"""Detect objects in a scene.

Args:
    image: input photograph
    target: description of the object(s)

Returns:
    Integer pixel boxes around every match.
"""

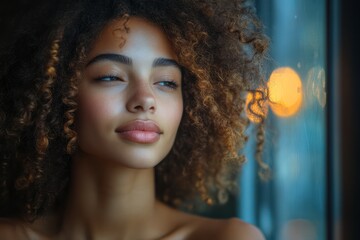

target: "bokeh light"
[306,66,326,108]
[268,67,303,117]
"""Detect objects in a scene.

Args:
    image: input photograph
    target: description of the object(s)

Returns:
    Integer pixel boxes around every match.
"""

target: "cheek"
[163,98,183,131]
[78,93,120,129]
[174,102,183,126]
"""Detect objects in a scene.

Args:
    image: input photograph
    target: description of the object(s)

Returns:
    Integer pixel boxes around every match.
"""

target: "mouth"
[115,120,162,144]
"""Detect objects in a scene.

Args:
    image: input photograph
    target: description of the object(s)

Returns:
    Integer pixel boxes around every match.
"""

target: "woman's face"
[77,17,183,168]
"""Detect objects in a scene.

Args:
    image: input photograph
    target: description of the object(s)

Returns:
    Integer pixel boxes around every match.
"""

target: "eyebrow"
[85,53,181,71]
[152,58,181,69]
[86,54,132,67]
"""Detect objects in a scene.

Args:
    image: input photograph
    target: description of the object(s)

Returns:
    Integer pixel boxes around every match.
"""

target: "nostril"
[126,94,156,113]
[125,82,157,113]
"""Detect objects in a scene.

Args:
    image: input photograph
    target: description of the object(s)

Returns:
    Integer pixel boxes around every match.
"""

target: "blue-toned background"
[238,1,327,240]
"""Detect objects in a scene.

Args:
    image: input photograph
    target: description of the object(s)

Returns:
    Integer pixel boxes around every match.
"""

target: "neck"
[60,151,158,239]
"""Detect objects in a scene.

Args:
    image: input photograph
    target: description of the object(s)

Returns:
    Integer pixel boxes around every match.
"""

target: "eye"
[156,80,179,90]
[94,75,124,82]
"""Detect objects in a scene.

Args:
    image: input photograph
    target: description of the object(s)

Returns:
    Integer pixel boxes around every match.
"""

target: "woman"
[0,0,269,239]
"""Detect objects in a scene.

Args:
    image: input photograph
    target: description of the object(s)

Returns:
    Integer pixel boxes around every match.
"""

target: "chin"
[104,148,170,169]
[115,157,161,169]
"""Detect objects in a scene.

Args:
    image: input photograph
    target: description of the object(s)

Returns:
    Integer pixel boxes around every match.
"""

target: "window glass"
[238,1,327,240]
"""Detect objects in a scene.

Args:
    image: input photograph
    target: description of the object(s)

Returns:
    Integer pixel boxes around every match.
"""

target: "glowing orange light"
[245,89,268,123]
[268,67,303,117]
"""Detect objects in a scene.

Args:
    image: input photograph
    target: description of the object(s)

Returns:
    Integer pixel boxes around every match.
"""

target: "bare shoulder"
[216,218,265,240]
[0,218,28,240]
[177,212,264,240]
[143,203,265,240]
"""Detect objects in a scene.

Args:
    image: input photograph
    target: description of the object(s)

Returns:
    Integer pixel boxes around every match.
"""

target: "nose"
[126,82,156,113]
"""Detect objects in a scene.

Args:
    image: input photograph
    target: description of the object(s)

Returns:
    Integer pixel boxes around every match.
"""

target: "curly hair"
[0,0,269,221]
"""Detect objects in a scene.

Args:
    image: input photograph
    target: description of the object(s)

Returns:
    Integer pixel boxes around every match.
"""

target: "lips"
[115,120,162,144]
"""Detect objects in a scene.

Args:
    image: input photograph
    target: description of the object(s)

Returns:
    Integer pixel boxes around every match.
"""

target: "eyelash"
[94,75,124,82]
[94,75,179,90]
[156,80,179,90]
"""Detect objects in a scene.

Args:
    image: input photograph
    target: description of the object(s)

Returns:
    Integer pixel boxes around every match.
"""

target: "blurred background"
[236,0,360,240]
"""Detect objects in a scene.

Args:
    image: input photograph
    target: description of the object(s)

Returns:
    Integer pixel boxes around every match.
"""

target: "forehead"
[87,17,178,61]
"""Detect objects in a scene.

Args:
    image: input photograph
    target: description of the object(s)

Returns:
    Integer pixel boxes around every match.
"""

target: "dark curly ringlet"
[0,0,269,221]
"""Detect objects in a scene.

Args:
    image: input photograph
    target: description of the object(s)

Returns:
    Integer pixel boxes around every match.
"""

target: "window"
[239,1,327,239]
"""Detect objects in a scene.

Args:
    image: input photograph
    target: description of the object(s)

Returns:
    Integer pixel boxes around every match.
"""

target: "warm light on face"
[268,67,303,117]
[77,17,183,169]
[246,89,268,123]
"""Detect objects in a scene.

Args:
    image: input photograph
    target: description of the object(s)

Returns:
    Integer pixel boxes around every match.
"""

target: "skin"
[0,17,265,240]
